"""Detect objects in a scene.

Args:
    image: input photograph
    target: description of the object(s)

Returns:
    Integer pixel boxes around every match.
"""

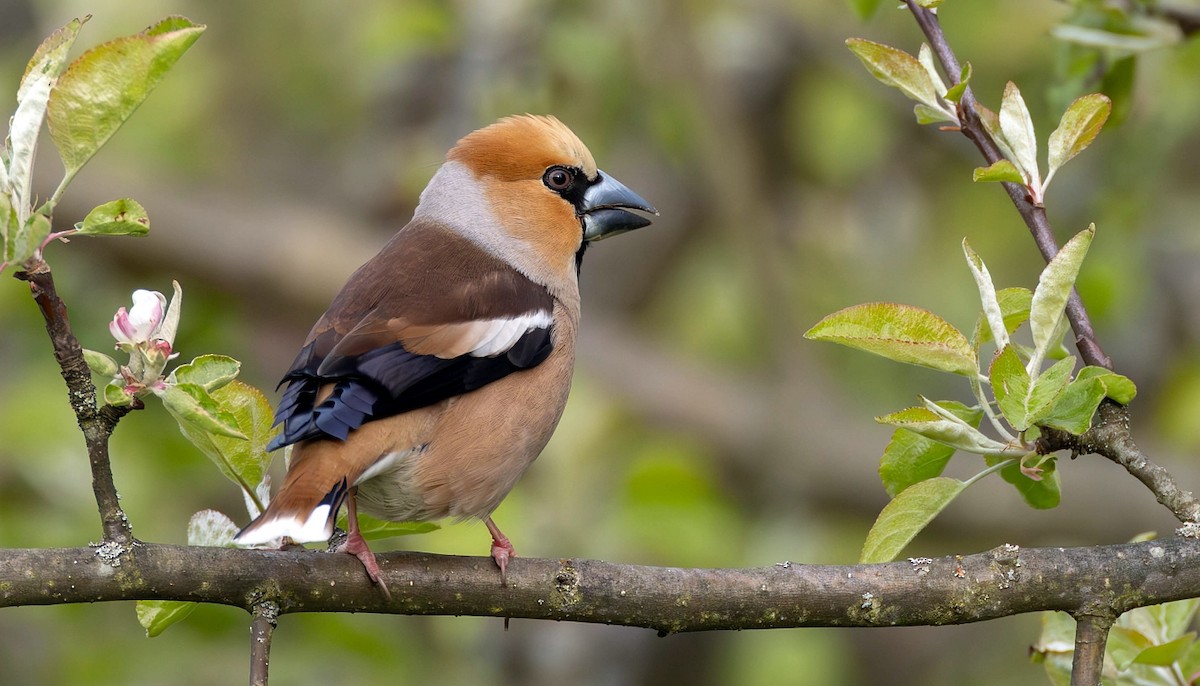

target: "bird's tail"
[234,464,349,546]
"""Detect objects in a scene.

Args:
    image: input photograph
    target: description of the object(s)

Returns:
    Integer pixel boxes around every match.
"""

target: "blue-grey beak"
[580,169,657,242]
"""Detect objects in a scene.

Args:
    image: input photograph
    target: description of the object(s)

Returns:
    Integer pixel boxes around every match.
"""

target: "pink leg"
[339,488,392,600]
[485,516,516,585]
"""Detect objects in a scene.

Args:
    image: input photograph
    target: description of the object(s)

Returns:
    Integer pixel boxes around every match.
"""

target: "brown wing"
[269,219,555,450]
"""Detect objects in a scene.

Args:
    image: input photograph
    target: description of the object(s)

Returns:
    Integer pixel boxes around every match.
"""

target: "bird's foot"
[340,526,392,601]
[485,517,516,586]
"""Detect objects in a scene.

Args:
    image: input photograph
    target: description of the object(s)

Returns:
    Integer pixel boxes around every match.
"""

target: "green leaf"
[944,62,971,103]
[1039,376,1106,434]
[876,403,1010,454]
[914,103,955,125]
[974,287,1032,348]
[972,159,1025,184]
[860,477,966,563]
[805,302,977,376]
[1132,632,1196,667]
[1030,225,1094,362]
[1031,612,1075,686]
[103,380,133,407]
[917,43,946,99]
[1047,94,1111,180]
[136,599,198,638]
[161,383,247,440]
[170,354,241,393]
[915,0,943,7]
[187,509,239,547]
[999,81,1040,192]
[963,239,1008,350]
[46,16,205,178]
[879,401,982,497]
[1050,24,1180,53]
[988,454,1061,509]
[1075,366,1137,404]
[990,345,1075,431]
[6,213,51,265]
[169,380,276,501]
[10,17,87,223]
[75,198,149,236]
[846,0,888,20]
[82,348,120,377]
[336,513,440,542]
[990,345,1032,430]
[846,39,943,110]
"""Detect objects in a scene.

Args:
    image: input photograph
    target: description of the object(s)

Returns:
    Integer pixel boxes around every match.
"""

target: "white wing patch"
[469,310,553,357]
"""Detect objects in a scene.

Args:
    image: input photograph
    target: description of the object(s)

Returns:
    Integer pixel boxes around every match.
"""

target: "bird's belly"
[354,352,574,523]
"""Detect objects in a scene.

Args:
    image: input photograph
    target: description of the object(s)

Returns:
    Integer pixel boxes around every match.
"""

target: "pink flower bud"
[109,289,166,345]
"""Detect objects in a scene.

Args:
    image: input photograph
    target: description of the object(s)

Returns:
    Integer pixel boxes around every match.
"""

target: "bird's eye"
[543,166,574,192]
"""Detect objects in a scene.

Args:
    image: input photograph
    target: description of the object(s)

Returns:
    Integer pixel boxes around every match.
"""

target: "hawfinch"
[235,115,655,594]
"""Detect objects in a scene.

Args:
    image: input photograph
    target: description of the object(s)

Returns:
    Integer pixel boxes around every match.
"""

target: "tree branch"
[4,539,1200,632]
[903,0,1112,371]
[13,261,134,544]
[1070,613,1113,686]
[249,599,278,686]
[1038,401,1200,525]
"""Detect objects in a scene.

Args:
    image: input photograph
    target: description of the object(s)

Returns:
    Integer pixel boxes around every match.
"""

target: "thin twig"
[903,0,1112,371]
[1070,613,1113,686]
[1038,401,1200,524]
[249,600,278,686]
[14,260,134,544]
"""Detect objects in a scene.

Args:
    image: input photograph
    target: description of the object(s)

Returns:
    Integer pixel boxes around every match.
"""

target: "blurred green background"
[3,1,1200,684]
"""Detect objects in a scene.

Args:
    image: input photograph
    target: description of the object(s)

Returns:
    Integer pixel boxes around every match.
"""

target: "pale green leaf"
[846,39,942,110]
[75,198,149,236]
[136,599,198,638]
[103,380,132,407]
[47,17,205,177]
[1132,632,1196,667]
[170,354,240,393]
[158,280,182,347]
[999,81,1041,192]
[972,159,1025,184]
[161,383,247,440]
[82,348,119,377]
[990,347,1074,431]
[1047,94,1111,178]
[876,404,1009,454]
[988,454,1061,509]
[1109,626,1155,670]
[860,477,966,563]
[990,345,1033,430]
[915,0,943,7]
[187,509,239,547]
[1050,24,1181,53]
[917,43,946,99]
[1075,366,1137,404]
[847,0,888,20]
[914,103,955,125]
[10,18,87,224]
[336,513,440,542]
[1031,612,1076,686]
[6,213,51,265]
[1039,376,1106,434]
[963,239,1008,350]
[1030,225,1094,361]
[169,380,276,500]
[805,302,977,376]
[944,62,971,103]
[974,287,1032,348]
[879,401,981,497]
